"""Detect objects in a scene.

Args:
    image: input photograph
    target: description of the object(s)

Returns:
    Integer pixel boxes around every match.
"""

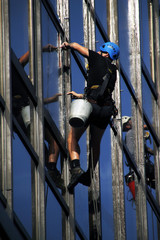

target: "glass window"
[95,0,107,36]
[13,135,32,237]
[41,5,61,129]
[46,187,62,240]
[9,0,29,75]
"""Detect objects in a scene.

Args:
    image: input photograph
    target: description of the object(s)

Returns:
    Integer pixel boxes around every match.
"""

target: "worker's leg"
[67,126,87,192]
[79,124,106,187]
[48,138,59,164]
[45,128,65,192]
[67,126,87,160]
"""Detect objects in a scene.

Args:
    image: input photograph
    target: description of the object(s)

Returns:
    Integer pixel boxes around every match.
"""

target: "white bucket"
[21,105,31,128]
[69,99,93,127]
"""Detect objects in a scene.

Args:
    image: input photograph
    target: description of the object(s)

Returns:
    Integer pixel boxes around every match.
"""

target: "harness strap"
[97,72,110,99]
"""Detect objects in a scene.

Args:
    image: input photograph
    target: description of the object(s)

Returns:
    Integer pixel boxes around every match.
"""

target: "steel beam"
[57,0,75,239]
[29,0,46,239]
[83,1,102,239]
[128,1,148,239]
[148,0,160,238]
[107,0,126,239]
[0,0,13,218]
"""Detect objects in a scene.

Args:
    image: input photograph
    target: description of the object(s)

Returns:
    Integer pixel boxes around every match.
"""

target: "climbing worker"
[61,41,120,192]
[122,116,155,189]
[12,44,65,192]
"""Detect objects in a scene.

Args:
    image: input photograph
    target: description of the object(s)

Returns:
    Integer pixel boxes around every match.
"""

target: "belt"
[87,98,113,106]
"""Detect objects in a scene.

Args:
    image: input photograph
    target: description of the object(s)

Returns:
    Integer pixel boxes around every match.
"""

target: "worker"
[12,44,65,192]
[122,116,155,189]
[61,41,120,192]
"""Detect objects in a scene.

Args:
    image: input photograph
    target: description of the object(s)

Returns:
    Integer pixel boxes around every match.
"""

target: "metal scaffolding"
[0,0,160,239]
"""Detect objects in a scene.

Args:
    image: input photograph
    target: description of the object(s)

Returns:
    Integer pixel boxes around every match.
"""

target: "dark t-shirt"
[87,50,117,101]
[84,50,117,129]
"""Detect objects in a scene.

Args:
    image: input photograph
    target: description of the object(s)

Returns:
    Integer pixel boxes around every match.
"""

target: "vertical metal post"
[57,1,74,239]
[29,0,46,239]
[148,0,160,238]
[0,0,2,191]
[107,1,126,239]
[83,1,102,239]
[128,1,148,239]
[0,0,12,218]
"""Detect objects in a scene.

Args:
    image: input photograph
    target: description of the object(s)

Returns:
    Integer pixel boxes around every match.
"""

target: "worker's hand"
[67,91,83,99]
[61,42,70,50]
[42,44,58,52]
[143,124,148,130]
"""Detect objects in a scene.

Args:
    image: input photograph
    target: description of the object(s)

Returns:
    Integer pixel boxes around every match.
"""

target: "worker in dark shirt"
[12,44,65,192]
[61,41,120,192]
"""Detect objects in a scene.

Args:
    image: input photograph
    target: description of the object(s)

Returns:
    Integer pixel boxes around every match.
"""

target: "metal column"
[83,1,102,239]
[0,0,13,218]
[57,1,74,239]
[148,0,160,238]
[107,0,126,239]
[29,0,46,239]
[128,1,148,239]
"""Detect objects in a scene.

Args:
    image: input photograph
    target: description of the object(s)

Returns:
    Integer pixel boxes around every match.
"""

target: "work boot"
[68,166,85,193]
[79,169,91,187]
[48,168,66,193]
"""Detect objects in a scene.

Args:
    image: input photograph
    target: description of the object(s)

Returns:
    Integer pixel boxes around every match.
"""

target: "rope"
[89,134,101,240]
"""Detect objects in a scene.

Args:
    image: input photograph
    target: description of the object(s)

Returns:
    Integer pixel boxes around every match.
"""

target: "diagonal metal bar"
[120,62,160,147]
[141,58,158,100]
[146,186,160,223]
[120,63,138,104]
[143,109,160,147]
[41,0,87,79]
[109,128,160,223]
[75,221,88,240]
[12,116,39,165]
[0,201,24,240]
[123,142,141,180]
[84,0,110,43]
[44,108,68,157]
[11,49,37,107]
[0,190,7,208]
[13,213,32,240]
[0,94,5,111]
[45,170,69,216]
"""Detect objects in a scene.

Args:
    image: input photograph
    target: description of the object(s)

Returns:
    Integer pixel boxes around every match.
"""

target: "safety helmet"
[122,116,131,127]
[100,42,120,60]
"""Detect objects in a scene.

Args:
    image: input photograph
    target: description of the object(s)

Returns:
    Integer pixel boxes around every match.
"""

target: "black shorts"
[86,103,113,129]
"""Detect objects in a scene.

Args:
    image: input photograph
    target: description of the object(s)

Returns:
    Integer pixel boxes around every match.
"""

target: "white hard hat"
[122,116,131,127]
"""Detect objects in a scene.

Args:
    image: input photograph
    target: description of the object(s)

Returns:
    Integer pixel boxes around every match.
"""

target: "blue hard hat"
[100,42,120,60]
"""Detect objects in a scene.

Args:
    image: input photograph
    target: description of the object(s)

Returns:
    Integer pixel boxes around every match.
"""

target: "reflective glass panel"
[13,135,32,237]
[41,5,61,129]
[46,186,62,240]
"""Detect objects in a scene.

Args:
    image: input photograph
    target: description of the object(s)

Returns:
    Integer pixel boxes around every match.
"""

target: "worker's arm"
[19,44,58,67]
[44,93,62,104]
[61,42,89,58]
[19,51,29,67]
[67,91,84,99]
